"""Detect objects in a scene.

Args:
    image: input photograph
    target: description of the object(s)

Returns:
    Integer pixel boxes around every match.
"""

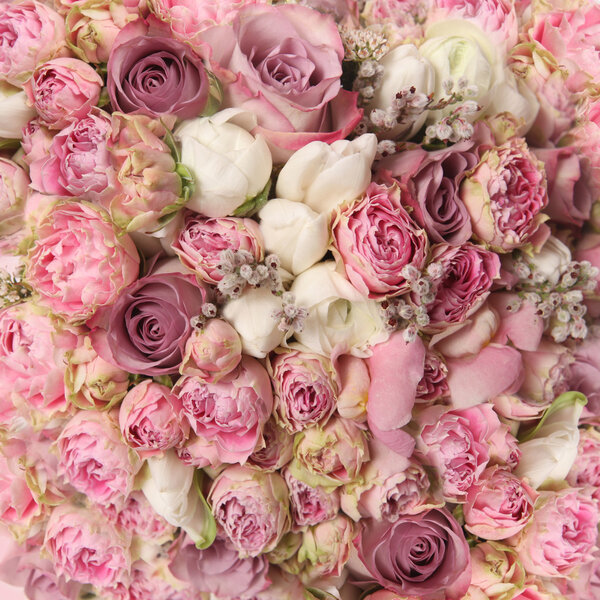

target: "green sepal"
[233,179,272,217]
[193,469,217,550]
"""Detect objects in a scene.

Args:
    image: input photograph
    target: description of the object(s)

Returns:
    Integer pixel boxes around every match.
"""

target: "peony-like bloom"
[416,350,450,404]
[107,21,209,119]
[119,380,188,458]
[57,410,142,508]
[24,58,103,129]
[354,508,471,600]
[0,157,29,237]
[460,138,548,252]
[209,465,291,557]
[201,3,362,162]
[332,182,428,299]
[247,418,294,472]
[567,428,600,501]
[20,119,53,165]
[174,356,273,465]
[25,201,140,324]
[269,348,337,433]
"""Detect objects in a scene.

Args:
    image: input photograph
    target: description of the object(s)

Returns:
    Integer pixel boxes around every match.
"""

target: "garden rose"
[20,119,53,165]
[416,350,450,404]
[247,418,294,472]
[201,3,362,162]
[0,157,28,237]
[567,428,600,500]
[112,491,175,542]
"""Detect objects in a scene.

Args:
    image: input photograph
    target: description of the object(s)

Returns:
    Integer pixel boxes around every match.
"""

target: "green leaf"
[232,179,272,217]
[201,72,223,117]
[193,470,217,550]
[163,128,181,163]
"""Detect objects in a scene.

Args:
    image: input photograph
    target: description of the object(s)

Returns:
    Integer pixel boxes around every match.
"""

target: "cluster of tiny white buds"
[217,250,283,299]
[402,263,439,305]
[340,26,389,62]
[189,302,218,330]
[369,86,431,132]
[272,292,309,334]
[353,59,385,107]
[379,296,430,341]
[424,107,477,144]
[376,139,398,160]
[0,267,31,308]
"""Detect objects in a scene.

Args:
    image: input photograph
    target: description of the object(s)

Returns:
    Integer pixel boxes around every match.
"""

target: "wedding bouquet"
[1,0,600,599]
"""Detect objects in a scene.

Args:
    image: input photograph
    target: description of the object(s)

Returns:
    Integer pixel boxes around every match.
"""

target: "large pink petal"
[489,293,544,351]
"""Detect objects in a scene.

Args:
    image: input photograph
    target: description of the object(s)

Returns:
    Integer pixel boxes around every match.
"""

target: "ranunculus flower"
[0,83,37,139]
[174,356,273,465]
[94,270,210,376]
[119,380,188,458]
[567,428,600,501]
[269,348,337,433]
[172,212,264,283]
[24,58,103,129]
[107,20,209,119]
[44,504,131,589]
[209,465,291,557]
[0,157,28,237]
[463,467,536,540]
[0,1,66,86]
[354,508,471,600]
[57,410,142,508]
[247,418,294,472]
[332,182,428,299]
[201,3,362,162]
[275,134,376,214]
[25,201,140,324]
[460,138,548,252]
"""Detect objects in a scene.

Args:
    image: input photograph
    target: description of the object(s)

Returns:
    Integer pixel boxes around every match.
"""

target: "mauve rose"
[201,3,362,162]
[567,429,600,501]
[95,271,210,376]
[119,380,188,458]
[25,201,140,324]
[172,212,264,284]
[354,508,471,600]
[332,182,428,299]
[0,157,28,237]
[247,418,294,472]
[107,20,209,119]
[170,537,271,599]
[209,465,291,557]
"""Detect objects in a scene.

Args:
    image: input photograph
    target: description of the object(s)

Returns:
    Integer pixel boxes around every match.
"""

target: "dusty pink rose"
[119,380,188,458]
[172,212,264,284]
[24,58,103,129]
[44,504,131,588]
[57,410,142,508]
[416,349,449,404]
[460,138,548,252]
[111,491,175,542]
[332,182,428,299]
[175,433,220,469]
[568,329,600,420]
[463,466,536,540]
[20,119,54,166]
[25,201,140,324]
[174,356,272,465]
[0,1,66,86]
[20,553,82,600]
[508,488,600,578]
[0,157,28,236]
[201,3,362,162]
[247,418,294,472]
[566,429,600,501]
[209,465,291,557]
[354,508,471,600]
[128,559,196,600]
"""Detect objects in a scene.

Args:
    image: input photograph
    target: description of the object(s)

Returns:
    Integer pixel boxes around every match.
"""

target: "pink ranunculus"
[44,504,131,589]
[463,466,537,540]
[0,157,28,237]
[174,356,273,465]
[247,418,294,472]
[209,465,291,557]
[269,349,338,433]
[24,58,103,129]
[354,508,471,600]
[57,410,142,508]
[566,428,600,501]
[25,201,140,324]
[460,138,548,253]
[508,488,600,578]
[111,491,175,542]
[200,3,362,162]
[0,1,66,86]
[172,212,264,284]
[119,380,188,458]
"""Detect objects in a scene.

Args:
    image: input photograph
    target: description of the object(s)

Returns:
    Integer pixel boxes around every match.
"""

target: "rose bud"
[469,542,526,600]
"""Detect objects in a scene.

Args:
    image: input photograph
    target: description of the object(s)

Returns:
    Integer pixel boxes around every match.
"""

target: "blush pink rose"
[416,349,450,404]
[362,0,428,39]
[111,491,175,542]
[25,201,140,324]
[0,157,28,237]
[128,559,196,600]
[20,119,54,166]
[332,182,428,299]
[201,3,362,162]
[246,418,294,472]
[566,429,600,501]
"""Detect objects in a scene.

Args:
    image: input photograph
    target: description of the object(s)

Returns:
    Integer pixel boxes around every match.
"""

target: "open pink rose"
[0,158,28,237]
[201,3,362,162]
[567,429,600,501]
[247,418,294,472]
[111,491,175,542]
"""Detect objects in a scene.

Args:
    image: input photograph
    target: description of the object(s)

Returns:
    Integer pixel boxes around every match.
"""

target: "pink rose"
[128,560,196,600]
[25,201,140,324]
[21,553,82,600]
[172,212,264,284]
[247,418,294,472]
[119,380,188,458]
[111,491,175,542]
[0,158,28,237]
[209,465,291,557]
[332,182,428,299]
[416,349,450,404]
[20,119,53,166]
[566,429,600,501]
[174,356,273,465]
[362,0,428,39]
[0,1,66,86]
[568,329,600,420]
[24,58,103,129]
[57,410,142,508]
[201,3,362,162]
[44,504,131,588]
[463,466,537,540]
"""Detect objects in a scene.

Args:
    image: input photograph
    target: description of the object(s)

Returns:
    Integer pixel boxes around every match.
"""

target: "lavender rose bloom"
[354,508,471,600]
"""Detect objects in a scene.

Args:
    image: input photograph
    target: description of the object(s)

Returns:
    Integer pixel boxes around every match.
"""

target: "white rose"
[290,261,389,357]
[0,83,36,139]
[515,392,586,489]
[275,134,377,214]
[222,286,285,358]
[527,235,572,286]
[258,198,328,275]
[175,108,272,217]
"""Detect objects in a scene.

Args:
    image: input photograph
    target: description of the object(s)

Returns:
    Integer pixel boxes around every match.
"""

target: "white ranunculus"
[258,198,328,275]
[222,286,285,358]
[275,134,377,214]
[175,109,272,217]
[290,261,389,357]
[527,235,572,286]
[0,83,36,139]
